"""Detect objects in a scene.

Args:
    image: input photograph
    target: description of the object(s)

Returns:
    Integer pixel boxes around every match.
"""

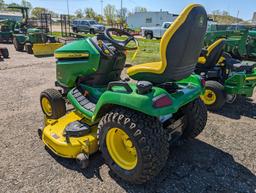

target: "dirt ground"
[0,44,256,193]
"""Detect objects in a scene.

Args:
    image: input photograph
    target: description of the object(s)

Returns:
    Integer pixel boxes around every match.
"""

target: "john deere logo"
[198,16,204,27]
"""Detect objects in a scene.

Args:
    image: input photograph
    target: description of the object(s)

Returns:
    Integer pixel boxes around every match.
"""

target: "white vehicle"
[141,22,173,39]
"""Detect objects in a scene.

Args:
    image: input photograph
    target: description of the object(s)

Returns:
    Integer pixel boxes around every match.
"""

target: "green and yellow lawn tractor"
[13,28,63,56]
[38,4,208,184]
[0,19,16,43]
[205,25,256,60]
[196,39,256,111]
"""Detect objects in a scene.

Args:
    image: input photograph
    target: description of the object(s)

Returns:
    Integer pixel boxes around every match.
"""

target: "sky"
[3,0,256,21]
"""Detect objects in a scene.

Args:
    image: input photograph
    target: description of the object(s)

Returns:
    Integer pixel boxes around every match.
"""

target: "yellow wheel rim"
[106,128,137,170]
[41,97,52,116]
[200,89,217,105]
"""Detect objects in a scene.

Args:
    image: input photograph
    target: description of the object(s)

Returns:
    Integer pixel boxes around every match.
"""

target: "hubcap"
[41,97,52,116]
[106,128,137,170]
[200,89,217,105]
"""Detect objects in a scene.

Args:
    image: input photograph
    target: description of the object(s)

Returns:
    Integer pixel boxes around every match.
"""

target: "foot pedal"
[72,88,96,112]
[65,121,91,143]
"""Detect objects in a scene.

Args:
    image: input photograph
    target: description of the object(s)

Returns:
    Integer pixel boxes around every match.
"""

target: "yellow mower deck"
[42,111,98,158]
[33,43,64,57]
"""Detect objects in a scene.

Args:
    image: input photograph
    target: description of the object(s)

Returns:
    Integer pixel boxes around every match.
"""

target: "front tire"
[40,89,66,119]
[200,80,226,111]
[90,29,95,34]
[98,107,169,184]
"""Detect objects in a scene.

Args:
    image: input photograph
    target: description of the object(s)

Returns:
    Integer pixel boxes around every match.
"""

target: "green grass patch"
[52,31,161,65]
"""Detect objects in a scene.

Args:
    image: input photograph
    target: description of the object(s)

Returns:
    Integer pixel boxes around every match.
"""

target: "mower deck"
[42,111,98,158]
[224,69,256,97]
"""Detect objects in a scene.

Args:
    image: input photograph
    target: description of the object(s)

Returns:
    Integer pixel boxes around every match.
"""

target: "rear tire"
[145,33,153,39]
[98,107,169,184]
[40,89,66,119]
[25,44,33,54]
[182,98,208,139]
[13,37,24,51]
[200,80,226,111]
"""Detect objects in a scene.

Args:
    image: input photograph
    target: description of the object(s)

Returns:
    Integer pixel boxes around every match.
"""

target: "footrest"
[72,88,96,112]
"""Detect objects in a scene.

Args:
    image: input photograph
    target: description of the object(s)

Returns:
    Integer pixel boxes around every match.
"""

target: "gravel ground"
[0,44,256,193]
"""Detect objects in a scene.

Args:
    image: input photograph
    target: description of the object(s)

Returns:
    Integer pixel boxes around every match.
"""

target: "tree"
[0,0,5,10]
[84,8,96,19]
[134,6,147,13]
[104,4,116,25]
[95,14,104,23]
[21,0,32,10]
[75,9,83,18]
[31,7,47,18]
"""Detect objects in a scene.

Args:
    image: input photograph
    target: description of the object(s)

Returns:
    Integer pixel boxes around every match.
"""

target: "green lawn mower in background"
[205,24,256,60]
[196,38,256,111]
[39,4,208,184]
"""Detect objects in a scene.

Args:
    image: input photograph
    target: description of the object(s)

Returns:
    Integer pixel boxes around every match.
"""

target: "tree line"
[0,0,147,25]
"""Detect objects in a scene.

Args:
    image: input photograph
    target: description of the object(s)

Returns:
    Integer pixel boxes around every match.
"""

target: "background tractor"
[205,24,256,60]
[8,6,63,57]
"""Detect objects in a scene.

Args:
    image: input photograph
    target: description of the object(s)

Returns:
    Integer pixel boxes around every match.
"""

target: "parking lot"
[0,44,256,193]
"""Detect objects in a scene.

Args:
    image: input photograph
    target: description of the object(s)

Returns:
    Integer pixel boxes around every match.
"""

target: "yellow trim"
[217,56,226,64]
[200,89,217,105]
[198,56,206,64]
[54,52,89,59]
[41,97,52,116]
[127,4,201,76]
[106,128,137,170]
[245,76,256,81]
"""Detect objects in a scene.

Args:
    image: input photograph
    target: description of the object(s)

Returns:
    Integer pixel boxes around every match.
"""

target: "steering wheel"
[104,28,139,51]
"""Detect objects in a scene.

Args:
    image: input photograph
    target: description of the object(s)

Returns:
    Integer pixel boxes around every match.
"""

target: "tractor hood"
[55,39,96,59]
[55,38,100,88]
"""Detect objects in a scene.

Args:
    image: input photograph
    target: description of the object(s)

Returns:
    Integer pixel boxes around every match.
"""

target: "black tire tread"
[1,48,9,58]
[98,107,169,184]
[183,98,207,139]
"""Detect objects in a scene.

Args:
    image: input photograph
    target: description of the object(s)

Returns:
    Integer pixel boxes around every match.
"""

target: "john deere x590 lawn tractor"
[196,39,256,111]
[39,4,208,184]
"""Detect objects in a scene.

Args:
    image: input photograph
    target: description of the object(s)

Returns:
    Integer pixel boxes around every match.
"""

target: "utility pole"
[121,0,123,18]
[66,0,70,16]
[100,0,103,16]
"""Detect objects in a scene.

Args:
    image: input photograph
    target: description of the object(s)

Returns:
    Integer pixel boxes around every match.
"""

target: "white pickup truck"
[141,22,173,39]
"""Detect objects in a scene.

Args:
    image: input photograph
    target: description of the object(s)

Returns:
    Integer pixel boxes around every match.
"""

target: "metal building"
[0,11,22,21]
[127,11,178,29]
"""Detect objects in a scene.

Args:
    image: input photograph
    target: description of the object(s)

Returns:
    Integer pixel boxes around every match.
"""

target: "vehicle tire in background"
[13,37,24,51]
[90,29,95,34]
[25,44,33,54]
[40,89,66,119]
[200,80,226,111]
[146,33,153,39]
[0,48,9,58]
[98,107,169,184]
[72,27,78,33]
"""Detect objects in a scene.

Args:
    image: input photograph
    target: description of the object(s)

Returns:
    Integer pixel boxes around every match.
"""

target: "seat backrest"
[160,4,207,81]
[204,39,225,68]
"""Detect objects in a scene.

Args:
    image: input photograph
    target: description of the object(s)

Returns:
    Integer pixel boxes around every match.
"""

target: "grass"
[52,31,161,65]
